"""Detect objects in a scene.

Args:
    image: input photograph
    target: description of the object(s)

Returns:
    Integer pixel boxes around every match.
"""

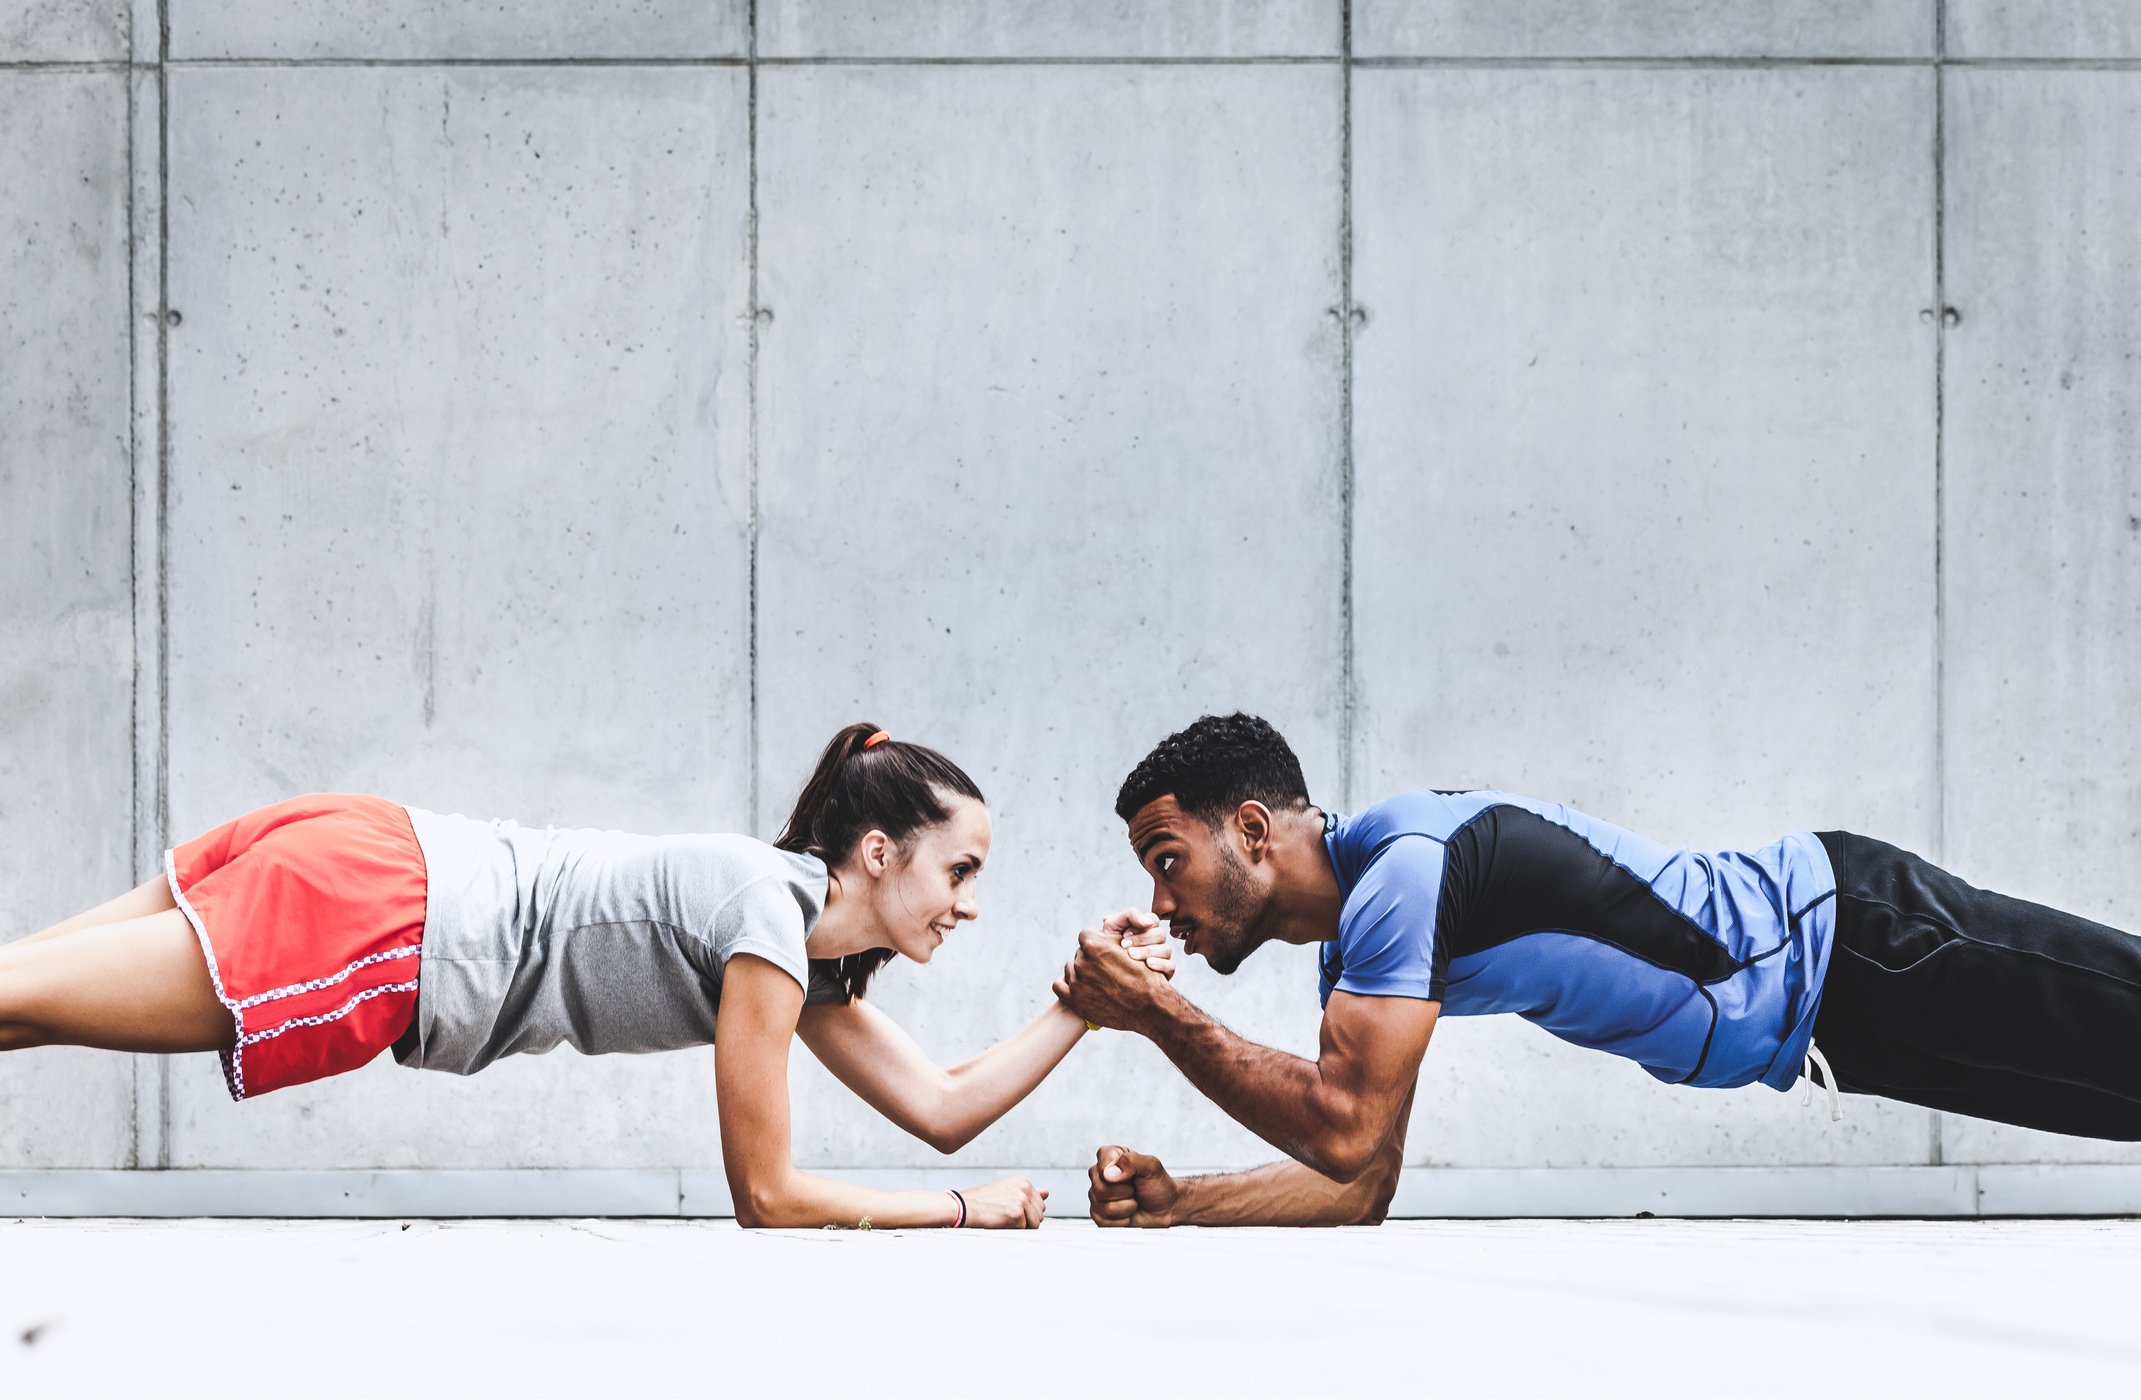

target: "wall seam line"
[1338,0,1356,809]
[155,0,171,1171]
[19,56,2141,72]
[1929,0,1949,1174]
[745,0,761,837]
[123,0,141,1174]
[1354,56,1931,69]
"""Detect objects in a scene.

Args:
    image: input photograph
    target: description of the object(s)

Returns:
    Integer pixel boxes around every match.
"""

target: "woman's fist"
[960,1175,1049,1228]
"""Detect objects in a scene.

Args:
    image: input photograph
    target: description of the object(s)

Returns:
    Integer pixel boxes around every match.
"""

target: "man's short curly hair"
[1114,713,1313,826]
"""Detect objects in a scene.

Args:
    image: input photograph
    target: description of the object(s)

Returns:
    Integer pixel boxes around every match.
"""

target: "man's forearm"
[1172,1158,1394,1227]
[1134,989,1373,1178]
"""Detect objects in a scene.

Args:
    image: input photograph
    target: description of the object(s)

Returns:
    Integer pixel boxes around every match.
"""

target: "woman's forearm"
[734,1167,962,1230]
[935,1001,1089,1148]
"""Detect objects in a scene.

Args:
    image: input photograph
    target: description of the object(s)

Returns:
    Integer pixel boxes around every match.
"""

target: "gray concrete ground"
[2,1218,2136,1398]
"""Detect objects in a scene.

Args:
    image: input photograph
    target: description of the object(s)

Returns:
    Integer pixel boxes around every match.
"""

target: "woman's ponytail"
[777,722,984,999]
[774,722,885,856]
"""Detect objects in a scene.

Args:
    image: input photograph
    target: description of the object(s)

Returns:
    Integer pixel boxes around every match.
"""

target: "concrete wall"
[6,2,2141,1206]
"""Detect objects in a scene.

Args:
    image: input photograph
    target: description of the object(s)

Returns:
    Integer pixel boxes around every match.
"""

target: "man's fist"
[1088,1145,1180,1228]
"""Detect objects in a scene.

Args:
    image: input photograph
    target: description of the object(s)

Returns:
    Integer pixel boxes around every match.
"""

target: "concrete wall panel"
[0,0,125,61]
[1355,1,1931,59]
[759,1,1337,59]
[1947,4,2141,59]
[171,1,745,61]
[1352,68,1939,1166]
[757,65,1345,1170]
[0,72,139,1167]
[1942,71,2141,1167]
[162,67,753,1167]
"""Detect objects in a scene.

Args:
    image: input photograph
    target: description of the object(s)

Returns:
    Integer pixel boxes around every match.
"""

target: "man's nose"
[1149,883,1176,918]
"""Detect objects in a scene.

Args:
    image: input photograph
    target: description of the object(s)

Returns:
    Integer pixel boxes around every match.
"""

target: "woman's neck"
[804,870,882,960]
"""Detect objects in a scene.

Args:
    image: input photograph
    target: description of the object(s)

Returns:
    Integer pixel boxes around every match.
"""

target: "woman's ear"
[857,829,893,877]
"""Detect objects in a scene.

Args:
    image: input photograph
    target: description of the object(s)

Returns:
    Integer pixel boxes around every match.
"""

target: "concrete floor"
[2,1217,2137,1398]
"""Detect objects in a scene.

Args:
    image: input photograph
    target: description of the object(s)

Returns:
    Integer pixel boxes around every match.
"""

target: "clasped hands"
[1054,908,1178,1033]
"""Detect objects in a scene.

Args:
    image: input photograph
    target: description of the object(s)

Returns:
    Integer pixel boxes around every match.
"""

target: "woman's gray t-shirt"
[394,808,836,1076]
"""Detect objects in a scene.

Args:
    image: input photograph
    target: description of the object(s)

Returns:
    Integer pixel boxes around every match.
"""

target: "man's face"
[1126,795,1279,975]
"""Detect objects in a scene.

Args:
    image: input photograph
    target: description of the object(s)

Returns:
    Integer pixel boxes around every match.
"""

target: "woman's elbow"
[733,1195,779,1229]
[913,1087,977,1154]
[920,1118,977,1155]
[732,1176,805,1229]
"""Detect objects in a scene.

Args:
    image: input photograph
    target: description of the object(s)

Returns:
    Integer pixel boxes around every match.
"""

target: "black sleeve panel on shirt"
[1438,804,1740,984]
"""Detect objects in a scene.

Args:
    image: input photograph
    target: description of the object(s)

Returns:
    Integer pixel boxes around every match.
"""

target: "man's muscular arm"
[1138,987,1435,1180]
[1056,931,1437,1181]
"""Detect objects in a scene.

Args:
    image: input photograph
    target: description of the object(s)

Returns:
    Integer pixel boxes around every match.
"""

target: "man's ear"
[1235,801,1274,861]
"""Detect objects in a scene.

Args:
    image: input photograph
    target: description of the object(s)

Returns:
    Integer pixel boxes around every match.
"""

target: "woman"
[0,723,1166,1228]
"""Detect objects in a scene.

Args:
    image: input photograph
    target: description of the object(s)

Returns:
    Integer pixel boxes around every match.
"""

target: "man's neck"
[1263,806,1346,946]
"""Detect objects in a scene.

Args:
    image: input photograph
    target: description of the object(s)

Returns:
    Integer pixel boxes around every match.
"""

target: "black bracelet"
[946,1188,967,1228]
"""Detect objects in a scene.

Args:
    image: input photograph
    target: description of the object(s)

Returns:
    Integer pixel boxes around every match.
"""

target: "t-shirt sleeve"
[1323,834,1447,1005]
[713,877,813,996]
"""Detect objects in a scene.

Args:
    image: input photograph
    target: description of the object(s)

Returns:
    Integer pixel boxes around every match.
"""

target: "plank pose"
[4,723,1168,1229]
[1056,713,2141,1227]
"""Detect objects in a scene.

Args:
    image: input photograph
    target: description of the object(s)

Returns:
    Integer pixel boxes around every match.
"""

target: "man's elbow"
[1352,1156,1403,1225]
[1308,1103,1404,1185]
[1308,1132,1381,1184]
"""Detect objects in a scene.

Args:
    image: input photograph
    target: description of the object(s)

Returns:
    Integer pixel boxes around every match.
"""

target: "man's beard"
[1198,845,1277,975]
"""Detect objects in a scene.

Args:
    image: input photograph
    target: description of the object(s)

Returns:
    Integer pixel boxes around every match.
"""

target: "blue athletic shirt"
[1318,791,1837,1091]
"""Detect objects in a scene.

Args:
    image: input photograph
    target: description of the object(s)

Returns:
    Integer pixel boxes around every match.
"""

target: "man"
[1053,713,2141,1227]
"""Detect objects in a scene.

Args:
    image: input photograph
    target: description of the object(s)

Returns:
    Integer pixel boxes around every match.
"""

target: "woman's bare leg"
[0,908,231,1053]
[13,877,178,949]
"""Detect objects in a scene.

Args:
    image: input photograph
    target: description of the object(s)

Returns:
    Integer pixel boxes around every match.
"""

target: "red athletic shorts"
[165,793,427,1101]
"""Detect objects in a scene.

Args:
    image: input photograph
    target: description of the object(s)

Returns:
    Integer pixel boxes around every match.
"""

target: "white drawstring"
[1802,1041,1842,1122]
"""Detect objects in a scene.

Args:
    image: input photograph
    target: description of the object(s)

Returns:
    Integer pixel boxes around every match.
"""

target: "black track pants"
[1811,831,2141,1140]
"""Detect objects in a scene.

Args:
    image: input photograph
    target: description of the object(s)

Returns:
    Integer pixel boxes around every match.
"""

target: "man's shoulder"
[1344,788,1550,846]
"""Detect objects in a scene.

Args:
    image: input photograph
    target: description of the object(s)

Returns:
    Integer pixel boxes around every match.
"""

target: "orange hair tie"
[863,730,892,749]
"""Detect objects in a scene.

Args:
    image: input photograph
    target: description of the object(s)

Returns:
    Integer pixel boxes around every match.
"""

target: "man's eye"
[1157,855,1176,875]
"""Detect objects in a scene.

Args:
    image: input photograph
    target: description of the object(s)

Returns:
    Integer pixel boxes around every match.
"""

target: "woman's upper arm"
[797,998,951,1144]
[714,953,807,1215]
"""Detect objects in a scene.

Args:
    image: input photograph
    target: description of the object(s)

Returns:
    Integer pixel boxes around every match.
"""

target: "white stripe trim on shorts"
[165,848,248,1102]
[237,979,422,1049]
[237,944,422,1011]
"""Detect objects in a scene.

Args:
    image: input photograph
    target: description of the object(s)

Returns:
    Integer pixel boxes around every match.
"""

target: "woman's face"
[872,795,992,963]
